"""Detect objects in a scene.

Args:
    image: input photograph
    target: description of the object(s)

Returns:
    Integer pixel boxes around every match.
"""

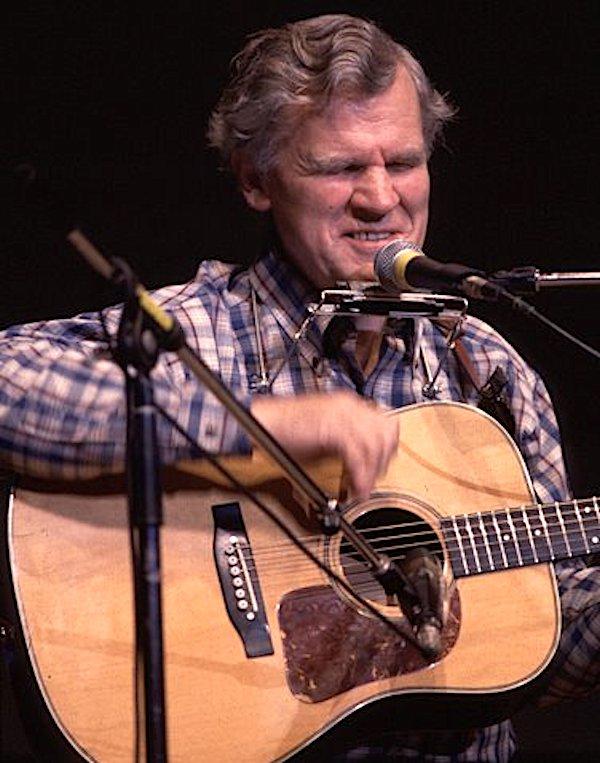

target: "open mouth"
[346,231,399,242]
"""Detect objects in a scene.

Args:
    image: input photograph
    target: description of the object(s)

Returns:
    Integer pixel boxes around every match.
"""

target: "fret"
[521,508,538,563]
[506,510,526,566]
[476,512,495,570]
[507,509,537,565]
[465,513,494,573]
[463,514,482,573]
[559,501,588,556]
[543,503,570,559]
[490,511,508,567]
[505,510,523,565]
[538,505,555,561]
[573,500,590,554]
[576,498,600,555]
[440,519,463,575]
[481,511,507,569]
[448,516,469,576]
[524,505,552,563]
[554,501,573,556]
[492,510,521,568]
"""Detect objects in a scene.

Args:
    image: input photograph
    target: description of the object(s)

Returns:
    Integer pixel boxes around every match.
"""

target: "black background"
[2,2,600,757]
[3,2,598,500]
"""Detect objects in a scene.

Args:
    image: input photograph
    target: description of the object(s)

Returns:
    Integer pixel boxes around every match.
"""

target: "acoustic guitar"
[4,401,599,761]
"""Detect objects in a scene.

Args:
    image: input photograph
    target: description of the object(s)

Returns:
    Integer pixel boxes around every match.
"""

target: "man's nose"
[350,167,399,219]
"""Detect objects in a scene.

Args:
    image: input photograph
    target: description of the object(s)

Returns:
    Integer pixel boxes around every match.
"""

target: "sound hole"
[339,507,442,605]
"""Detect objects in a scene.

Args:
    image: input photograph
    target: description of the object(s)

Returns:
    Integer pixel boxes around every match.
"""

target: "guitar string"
[244,536,439,572]
[234,522,587,605]
[243,509,600,564]
[244,536,597,583]
[240,516,600,577]
[221,511,599,613]
[245,523,599,573]
[234,498,600,560]
[247,508,599,555]
[225,508,600,602]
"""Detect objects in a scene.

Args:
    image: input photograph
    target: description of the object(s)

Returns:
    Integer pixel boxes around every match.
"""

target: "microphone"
[374,240,497,300]
[399,547,445,660]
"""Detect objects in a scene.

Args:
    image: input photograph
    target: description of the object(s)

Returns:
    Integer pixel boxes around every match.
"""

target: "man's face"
[239,65,430,288]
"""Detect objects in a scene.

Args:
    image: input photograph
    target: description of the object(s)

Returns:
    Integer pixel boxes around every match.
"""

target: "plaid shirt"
[0,250,569,500]
[0,250,596,761]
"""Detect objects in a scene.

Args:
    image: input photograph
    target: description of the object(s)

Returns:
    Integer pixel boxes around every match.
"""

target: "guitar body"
[6,402,559,762]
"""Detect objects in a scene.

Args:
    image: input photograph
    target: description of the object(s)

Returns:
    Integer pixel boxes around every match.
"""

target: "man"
[0,13,598,761]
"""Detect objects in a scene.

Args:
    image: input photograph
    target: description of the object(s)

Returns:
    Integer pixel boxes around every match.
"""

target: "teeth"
[351,232,392,241]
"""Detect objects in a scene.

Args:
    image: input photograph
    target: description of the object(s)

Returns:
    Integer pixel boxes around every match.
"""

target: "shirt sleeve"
[0,297,251,479]
[516,369,571,504]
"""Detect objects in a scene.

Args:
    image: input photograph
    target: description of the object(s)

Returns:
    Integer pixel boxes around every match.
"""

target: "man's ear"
[231,150,272,212]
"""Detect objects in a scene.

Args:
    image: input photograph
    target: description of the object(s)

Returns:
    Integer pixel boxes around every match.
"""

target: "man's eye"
[320,164,362,175]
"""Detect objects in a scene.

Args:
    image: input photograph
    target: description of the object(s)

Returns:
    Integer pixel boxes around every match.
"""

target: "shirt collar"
[249,249,324,342]
[247,248,413,352]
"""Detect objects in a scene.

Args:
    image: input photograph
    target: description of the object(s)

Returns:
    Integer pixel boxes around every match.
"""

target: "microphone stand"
[113,259,168,763]
[483,268,600,361]
[489,265,600,292]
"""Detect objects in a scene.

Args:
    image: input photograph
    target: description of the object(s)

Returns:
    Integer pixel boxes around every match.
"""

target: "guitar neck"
[441,497,600,578]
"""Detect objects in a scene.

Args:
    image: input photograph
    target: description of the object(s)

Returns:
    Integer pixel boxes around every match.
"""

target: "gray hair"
[207,14,455,174]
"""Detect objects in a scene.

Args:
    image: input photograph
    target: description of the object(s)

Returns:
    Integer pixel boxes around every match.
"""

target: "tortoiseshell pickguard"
[279,585,461,703]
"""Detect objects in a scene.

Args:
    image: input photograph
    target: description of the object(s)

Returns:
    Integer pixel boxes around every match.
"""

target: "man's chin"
[341,264,377,286]
[304,254,377,289]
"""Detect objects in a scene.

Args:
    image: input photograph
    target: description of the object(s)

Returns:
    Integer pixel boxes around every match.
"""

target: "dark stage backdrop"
[3,1,599,499]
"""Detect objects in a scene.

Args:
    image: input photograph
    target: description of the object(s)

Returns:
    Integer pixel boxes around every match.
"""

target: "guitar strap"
[433,318,516,439]
[454,339,517,438]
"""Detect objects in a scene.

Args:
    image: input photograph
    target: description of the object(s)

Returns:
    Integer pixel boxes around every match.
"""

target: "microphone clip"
[374,547,446,661]
[399,547,445,660]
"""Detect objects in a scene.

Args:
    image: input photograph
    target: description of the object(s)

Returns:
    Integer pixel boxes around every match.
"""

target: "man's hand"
[251,391,398,500]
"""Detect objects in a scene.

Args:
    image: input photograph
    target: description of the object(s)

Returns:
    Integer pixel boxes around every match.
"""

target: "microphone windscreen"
[374,240,424,291]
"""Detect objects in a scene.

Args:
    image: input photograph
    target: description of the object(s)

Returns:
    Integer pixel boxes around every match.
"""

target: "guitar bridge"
[212,502,273,658]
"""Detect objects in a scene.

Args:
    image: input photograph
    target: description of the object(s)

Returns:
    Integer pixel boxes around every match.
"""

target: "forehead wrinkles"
[271,68,425,172]
[299,103,425,167]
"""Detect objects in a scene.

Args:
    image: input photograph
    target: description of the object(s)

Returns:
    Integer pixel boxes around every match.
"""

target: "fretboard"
[440,497,600,578]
